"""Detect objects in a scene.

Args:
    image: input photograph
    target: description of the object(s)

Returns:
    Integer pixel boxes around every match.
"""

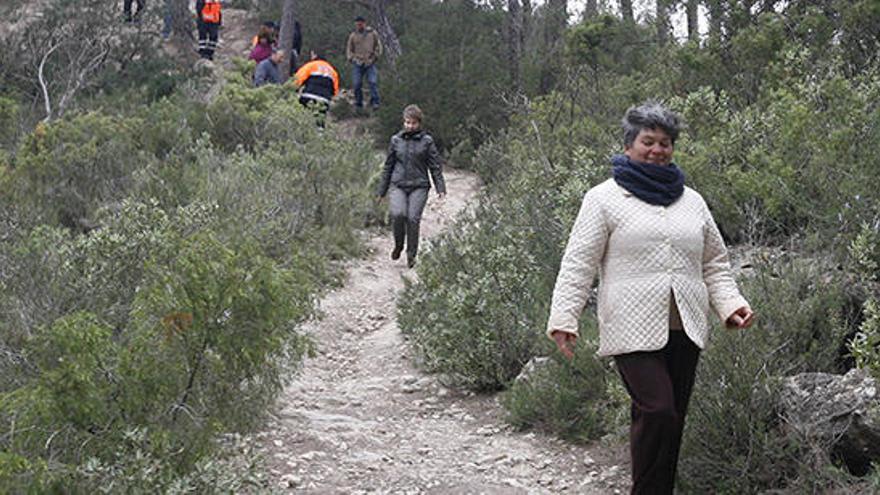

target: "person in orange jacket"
[196,0,222,60]
[293,49,339,127]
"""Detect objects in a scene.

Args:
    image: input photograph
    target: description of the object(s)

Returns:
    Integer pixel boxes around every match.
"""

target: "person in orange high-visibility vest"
[196,0,222,60]
[294,49,339,128]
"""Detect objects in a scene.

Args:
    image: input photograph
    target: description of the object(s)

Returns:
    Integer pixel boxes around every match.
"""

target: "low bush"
[0,221,315,490]
[0,62,376,490]
[398,204,546,390]
[9,113,150,229]
[501,334,627,442]
[679,256,861,493]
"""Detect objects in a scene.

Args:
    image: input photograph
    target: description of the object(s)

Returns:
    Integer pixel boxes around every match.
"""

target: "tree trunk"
[539,0,566,93]
[619,0,634,24]
[656,0,671,45]
[706,0,726,44]
[337,0,403,68]
[507,0,524,92]
[278,0,297,81]
[372,0,402,69]
[584,0,598,19]
[522,0,533,41]
[761,0,777,14]
[686,0,700,43]
[167,0,193,40]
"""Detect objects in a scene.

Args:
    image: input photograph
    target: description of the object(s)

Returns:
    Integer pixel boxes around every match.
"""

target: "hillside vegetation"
[2,0,880,492]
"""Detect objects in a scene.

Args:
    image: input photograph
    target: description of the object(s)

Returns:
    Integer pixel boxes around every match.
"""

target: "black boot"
[407,252,416,269]
[391,246,403,260]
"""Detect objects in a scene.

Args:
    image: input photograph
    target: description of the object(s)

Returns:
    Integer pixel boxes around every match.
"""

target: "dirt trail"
[253,166,630,493]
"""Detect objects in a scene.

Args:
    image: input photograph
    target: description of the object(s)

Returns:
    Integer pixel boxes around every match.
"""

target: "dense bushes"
[679,257,859,492]
[398,203,545,390]
[375,0,511,155]
[0,62,375,490]
[397,4,880,489]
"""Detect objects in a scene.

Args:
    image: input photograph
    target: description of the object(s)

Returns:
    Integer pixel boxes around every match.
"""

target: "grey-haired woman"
[547,102,754,494]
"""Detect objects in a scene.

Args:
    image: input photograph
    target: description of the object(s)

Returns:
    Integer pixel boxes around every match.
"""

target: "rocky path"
[253,167,630,493]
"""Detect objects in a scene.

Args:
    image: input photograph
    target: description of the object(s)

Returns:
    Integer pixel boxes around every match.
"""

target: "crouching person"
[293,49,339,128]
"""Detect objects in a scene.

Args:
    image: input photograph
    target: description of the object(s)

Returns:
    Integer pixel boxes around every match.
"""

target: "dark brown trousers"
[614,331,701,495]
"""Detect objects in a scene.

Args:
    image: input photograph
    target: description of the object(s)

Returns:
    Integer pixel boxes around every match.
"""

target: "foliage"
[0,53,375,491]
[849,222,880,381]
[676,68,880,245]
[398,203,545,390]
[679,256,860,493]
[375,0,511,155]
[9,113,149,229]
[501,339,626,442]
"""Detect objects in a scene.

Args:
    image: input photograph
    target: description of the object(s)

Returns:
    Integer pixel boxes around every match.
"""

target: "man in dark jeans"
[123,0,145,23]
[376,105,446,268]
[346,16,383,110]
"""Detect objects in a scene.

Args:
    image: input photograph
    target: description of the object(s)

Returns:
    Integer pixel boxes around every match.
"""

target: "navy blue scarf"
[612,154,685,206]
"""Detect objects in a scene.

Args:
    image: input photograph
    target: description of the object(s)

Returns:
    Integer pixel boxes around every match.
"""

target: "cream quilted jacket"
[547,178,749,357]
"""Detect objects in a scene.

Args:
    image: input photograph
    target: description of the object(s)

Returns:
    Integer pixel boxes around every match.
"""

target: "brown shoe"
[391,246,403,260]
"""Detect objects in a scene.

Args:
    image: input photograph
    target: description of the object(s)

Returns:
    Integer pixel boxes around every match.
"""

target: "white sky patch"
[557,0,710,40]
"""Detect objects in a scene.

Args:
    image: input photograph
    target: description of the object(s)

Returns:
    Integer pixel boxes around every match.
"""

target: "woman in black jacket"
[376,105,447,268]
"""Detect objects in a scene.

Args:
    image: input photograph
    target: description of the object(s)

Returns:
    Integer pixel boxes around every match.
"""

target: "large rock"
[779,368,880,475]
[514,356,552,386]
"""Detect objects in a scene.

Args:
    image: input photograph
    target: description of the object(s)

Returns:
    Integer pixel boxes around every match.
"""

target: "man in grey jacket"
[254,50,284,87]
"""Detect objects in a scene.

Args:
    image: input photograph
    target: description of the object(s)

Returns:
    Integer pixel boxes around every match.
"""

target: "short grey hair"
[622,101,683,147]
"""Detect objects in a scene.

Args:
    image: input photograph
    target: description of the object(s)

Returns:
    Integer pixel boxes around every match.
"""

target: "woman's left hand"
[726,306,754,329]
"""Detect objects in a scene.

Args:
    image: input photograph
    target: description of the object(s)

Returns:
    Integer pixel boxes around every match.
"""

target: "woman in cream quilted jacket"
[547,102,754,495]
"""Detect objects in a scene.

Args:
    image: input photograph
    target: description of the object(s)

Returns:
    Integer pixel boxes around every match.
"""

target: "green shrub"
[679,257,860,493]
[398,204,546,390]
[848,223,880,381]
[676,68,880,244]
[0,232,314,491]
[501,337,625,442]
[11,112,150,228]
[375,0,511,154]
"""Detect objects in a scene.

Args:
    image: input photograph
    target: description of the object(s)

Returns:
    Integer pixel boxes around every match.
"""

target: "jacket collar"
[402,130,424,140]
[614,180,634,197]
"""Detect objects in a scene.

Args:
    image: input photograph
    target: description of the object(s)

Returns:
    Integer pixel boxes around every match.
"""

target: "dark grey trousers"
[388,186,429,257]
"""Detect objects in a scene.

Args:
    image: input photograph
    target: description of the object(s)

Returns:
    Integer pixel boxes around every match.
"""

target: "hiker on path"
[294,49,339,127]
[547,102,754,495]
[376,105,446,268]
[346,16,382,110]
[254,49,284,87]
[123,0,145,23]
[249,24,276,64]
[195,0,222,61]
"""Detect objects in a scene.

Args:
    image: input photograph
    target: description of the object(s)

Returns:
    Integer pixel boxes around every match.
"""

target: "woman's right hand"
[551,330,577,360]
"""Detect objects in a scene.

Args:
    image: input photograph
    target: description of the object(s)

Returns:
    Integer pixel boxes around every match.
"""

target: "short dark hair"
[622,101,683,147]
[355,16,366,22]
[262,20,277,30]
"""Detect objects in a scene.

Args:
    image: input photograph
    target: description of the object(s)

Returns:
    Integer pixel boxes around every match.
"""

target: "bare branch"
[38,42,62,122]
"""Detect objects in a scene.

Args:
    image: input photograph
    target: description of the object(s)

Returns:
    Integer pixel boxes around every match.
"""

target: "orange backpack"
[201,1,222,24]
